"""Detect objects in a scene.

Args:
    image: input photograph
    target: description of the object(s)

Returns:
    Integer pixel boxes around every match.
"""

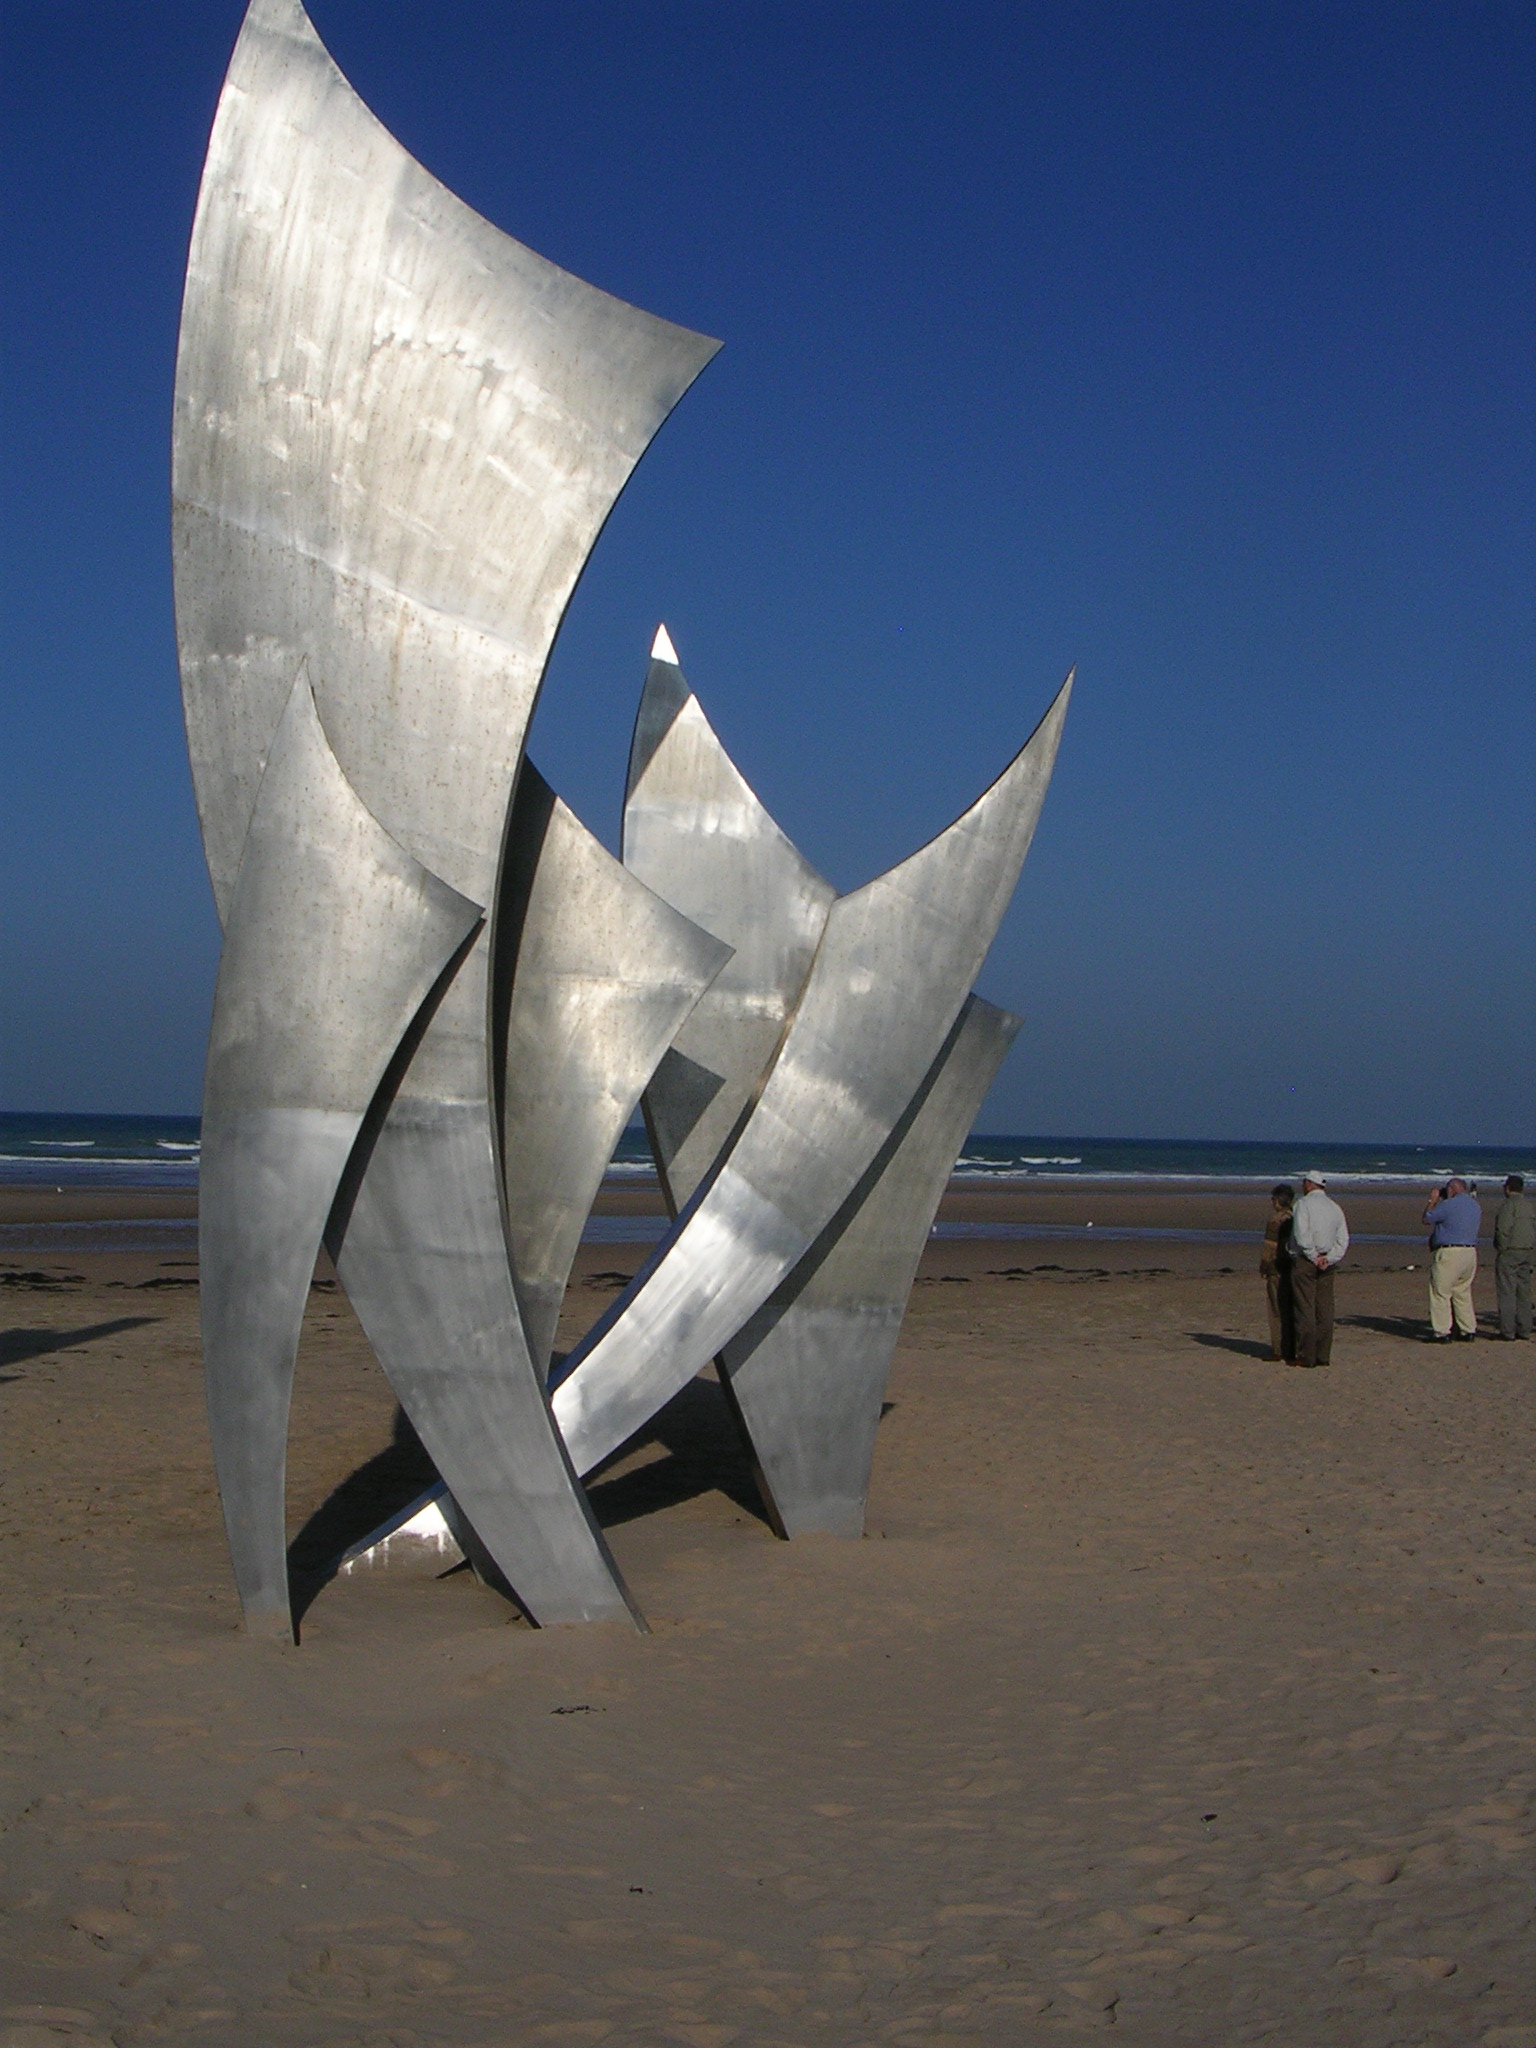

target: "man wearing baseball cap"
[1290,1171,1350,1368]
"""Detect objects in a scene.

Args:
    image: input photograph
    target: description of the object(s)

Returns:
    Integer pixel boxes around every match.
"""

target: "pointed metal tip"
[242,0,322,45]
[625,636,695,813]
[1024,664,1075,762]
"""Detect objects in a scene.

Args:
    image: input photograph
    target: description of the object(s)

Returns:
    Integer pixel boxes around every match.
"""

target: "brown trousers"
[1265,1269,1294,1360]
[1497,1251,1533,1339]
[1291,1258,1334,1366]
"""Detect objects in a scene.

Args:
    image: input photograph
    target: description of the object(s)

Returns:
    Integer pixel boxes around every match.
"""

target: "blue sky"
[2,1,1532,1140]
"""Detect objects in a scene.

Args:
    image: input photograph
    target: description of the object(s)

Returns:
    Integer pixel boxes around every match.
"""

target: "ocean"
[946,1135,1533,1189]
[0,1111,203,1189]
[2,1111,1528,1193]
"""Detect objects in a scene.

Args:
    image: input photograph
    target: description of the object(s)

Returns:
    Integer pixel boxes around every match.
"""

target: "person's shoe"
[1429,1333,1454,1344]
[1454,1330,1477,1342]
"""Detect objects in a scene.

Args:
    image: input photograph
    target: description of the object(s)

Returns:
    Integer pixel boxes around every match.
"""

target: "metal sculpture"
[178,0,1072,1640]
[551,662,1072,1479]
[718,996,1021,1537]
[199,670,481,1635]
[176,0,718,1636]
[624,628,837,1216]
[612,640,1025,1534]
[494,763,732,1379]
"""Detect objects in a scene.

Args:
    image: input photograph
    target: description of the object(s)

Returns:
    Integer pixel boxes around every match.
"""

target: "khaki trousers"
[1429,1245,1478,1337]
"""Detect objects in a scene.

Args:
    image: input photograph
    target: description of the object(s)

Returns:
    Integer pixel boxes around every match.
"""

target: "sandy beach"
[2,1185,1531,2046]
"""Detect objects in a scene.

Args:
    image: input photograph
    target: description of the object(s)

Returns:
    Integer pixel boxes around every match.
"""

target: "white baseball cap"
[1303,1169,1326,1185]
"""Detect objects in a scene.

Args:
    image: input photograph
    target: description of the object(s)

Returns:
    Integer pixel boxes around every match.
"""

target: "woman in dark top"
[1260,1183,1295,1362]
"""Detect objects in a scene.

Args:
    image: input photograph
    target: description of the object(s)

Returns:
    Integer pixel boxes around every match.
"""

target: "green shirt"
[1494,1194,1536,1254]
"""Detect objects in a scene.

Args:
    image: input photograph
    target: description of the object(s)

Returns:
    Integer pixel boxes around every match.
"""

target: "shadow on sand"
[286,1406,439,1626]
[587,1376,771,1532]
[1188,1332,1276,1361]
[286,1371,780,1629]
[1339,1310,1506,1343]
[1338,1312,1440,1341]
[0,1316,158,1371]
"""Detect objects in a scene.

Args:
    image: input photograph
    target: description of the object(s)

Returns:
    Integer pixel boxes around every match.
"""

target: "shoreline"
[0,1177,1477,1276]
[0,1175,1466,1222]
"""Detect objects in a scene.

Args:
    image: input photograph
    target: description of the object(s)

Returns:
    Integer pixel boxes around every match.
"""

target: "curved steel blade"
[719,996,1021,1538]
[200,671,481,1639]
[495,762,732,1377]
[176,0,719,1626]
[554,671,1073,1477]
[622,629,835,1213]
[174,0,720,917]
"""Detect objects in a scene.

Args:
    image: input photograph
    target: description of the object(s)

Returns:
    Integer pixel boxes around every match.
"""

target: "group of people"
[1420,1174,1534,1344]
[1259,1171,1534,1367]
[1260,1172,1349,1367]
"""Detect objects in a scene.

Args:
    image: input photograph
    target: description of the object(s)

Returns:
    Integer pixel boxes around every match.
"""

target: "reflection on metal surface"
[496,762,732,1377]
[325,1034,641,1628]
[623,629,835,1213]
[719,996,1020,1538]
[200,672,480,1639]
[554,672,1073,1479]
[177,0,718,1629]
[175,0,720,921]
[338,1486,463,1578]
[177,0,1074,1634]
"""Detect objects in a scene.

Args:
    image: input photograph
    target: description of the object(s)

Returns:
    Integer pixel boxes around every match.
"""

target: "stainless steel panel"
[200,671,481,1639]
[174,0,720,921]
[720,996,1020,1538]
[554,673,1073,1477]
[623,628,835,1211]
[495,761,731,1376]
[326,1020,642,1628]
[175,0,719,1629]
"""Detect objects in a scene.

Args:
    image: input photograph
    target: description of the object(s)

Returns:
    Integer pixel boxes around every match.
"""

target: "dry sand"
[2,1188,1532,2047]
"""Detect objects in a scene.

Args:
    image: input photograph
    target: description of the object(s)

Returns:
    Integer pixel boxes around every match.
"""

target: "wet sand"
[0,1177,1453,1263]
[2,1203,1531,2046]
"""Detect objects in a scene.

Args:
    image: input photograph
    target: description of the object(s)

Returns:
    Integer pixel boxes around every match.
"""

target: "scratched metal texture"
[176,0,717,1625]
[622,633,836,1214]
[720,996,1021,1538]
[495,761,731,1379]
[199,673,480,1637]
[554,673,1073,1478]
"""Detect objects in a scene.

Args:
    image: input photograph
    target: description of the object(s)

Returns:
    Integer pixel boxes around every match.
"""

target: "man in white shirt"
[1289,1171,1349,1367]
